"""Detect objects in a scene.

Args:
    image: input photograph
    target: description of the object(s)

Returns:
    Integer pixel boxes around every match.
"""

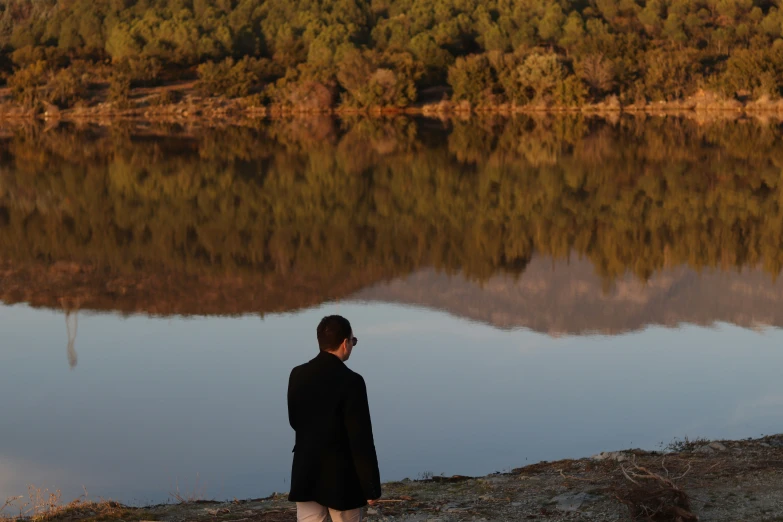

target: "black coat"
[287,351,382,510]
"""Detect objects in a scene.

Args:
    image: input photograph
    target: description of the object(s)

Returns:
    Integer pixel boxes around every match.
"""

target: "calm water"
[2,115,783,504]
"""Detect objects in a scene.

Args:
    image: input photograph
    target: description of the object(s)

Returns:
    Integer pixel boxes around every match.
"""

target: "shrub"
[11,46,68,69]
[447,54,495,104]
[286,80,336,111]
[516,52,566,103]
[576,54,616,99]
[45,67,88,107]
[196,57,259,98]
[642,48,700,101]
[337,50,420,108]
[719,48,783,99]
[109,71,132,109]
[554,75,588,107]
[152,89,181,106]
[265,63,338,111]
[8,60,48,107]
[114,55,162,86]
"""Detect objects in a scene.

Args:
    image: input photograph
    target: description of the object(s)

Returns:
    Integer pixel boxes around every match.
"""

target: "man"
[288,315,382,522]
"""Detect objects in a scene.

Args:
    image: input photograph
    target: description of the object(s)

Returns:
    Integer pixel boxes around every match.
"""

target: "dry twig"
[614,457,697,521]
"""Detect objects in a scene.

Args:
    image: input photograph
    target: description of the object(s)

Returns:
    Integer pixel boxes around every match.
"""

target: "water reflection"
[65,310,78,370]
[3,116,783,503]
[2,115,783,324]
[355,258,783,335]
[2,302,783,505]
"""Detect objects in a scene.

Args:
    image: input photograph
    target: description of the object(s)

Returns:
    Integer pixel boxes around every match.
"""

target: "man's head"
[317,315,358,361]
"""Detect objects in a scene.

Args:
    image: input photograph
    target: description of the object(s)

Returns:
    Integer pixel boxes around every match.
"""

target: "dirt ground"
[4,435,783,522]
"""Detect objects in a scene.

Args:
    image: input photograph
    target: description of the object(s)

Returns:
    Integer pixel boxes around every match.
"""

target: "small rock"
[759,442,771,448]
[367,507,378,515]
[696,445,715,454]
[591,451,628,462]
[709,442,727,451]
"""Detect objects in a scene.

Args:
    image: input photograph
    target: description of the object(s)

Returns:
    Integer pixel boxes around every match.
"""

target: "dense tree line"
[4,0,783,108]
[1,116,783,287]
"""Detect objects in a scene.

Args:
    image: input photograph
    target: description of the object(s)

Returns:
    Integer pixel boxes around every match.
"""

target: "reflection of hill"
[4,255,782,336]
[3,116,783,332]
[0,259,397,316]
[353,256,783,335]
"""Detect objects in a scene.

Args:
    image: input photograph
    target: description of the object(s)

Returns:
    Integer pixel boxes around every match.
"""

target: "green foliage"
[108,71,132,109]
[336,49,420,108]
[719,48,783,99]
[45,66,88,107]
[447,54,494,105]
[196,57,259,98]
[114,55,163,86]
[554,75,588,107]
[8,60,48,107]
[642,48,700,101]
[11,45,67,69]
[5,0,783,105]
[516,52,566,103]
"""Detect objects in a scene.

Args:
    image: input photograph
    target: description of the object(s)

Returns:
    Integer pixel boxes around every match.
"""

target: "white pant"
[296,501,364,522]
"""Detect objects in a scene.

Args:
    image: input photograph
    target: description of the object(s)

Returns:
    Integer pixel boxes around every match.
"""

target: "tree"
[538,3,565,43]
[643,48,699,101]
[577,54,615,98]
[8,60,48,107]
[516,52,566,103]
[720,48,783,99]
[197,57,259,97]
[447,54,494,104]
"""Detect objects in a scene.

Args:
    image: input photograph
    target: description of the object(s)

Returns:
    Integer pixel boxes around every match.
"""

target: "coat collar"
[315,350,345,366]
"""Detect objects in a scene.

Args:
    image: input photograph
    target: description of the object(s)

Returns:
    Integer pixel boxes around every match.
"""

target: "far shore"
[4,83,783,124]
[3,433,783,521]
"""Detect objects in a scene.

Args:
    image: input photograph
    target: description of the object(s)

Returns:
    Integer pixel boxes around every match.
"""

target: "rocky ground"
[4,435,783,522]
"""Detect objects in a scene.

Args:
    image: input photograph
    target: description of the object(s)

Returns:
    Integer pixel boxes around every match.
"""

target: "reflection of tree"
[59,297,81,369]
[66,310,78,370]
[1,116,783,295]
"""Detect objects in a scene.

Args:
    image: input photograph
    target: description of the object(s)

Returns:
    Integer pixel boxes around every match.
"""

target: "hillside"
[3,0,783,111]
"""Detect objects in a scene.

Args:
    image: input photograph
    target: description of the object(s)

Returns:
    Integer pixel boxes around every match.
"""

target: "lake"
[1,115,783,505]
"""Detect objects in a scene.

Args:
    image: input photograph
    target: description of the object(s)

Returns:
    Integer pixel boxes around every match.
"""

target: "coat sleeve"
[343,375,382,501]
[287,368,297,431]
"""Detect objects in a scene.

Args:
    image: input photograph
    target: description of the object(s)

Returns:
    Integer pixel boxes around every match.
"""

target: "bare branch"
[1,497,23,514]
[620,465,641,486]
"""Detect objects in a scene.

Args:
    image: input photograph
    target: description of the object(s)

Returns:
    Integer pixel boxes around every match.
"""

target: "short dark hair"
[317,315,352,352]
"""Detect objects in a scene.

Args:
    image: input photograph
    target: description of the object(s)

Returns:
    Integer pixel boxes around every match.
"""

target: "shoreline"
[2,104,783,130]
[5,87,783,124]
[3,434,782,521]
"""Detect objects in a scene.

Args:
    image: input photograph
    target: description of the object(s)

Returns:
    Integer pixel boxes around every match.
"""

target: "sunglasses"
[349,336,358,347]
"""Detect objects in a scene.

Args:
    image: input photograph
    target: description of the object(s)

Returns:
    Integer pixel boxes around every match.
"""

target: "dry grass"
[169,474,208,504]
[1,486,64,521]
[1,488,147,522]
